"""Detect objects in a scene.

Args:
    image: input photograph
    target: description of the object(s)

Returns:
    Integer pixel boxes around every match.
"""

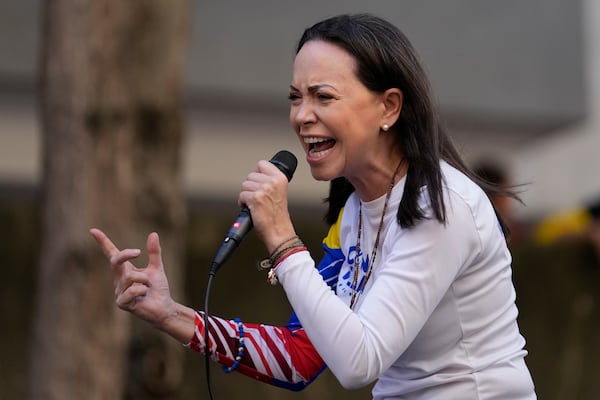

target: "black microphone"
[209,150,298,275]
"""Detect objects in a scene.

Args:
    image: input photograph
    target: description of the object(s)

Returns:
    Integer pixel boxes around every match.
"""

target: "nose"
[291,100,317,128]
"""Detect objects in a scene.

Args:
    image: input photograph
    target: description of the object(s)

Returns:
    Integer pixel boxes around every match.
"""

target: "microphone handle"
[210,207,252,273]
[209,150,297,276]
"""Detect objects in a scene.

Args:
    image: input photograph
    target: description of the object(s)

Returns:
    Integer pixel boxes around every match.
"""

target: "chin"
[309,167,338,182]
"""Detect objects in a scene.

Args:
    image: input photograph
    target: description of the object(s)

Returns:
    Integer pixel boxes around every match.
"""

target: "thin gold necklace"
[349,159,404,309]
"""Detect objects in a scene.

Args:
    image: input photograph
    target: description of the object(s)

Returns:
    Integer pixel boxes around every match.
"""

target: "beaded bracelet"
[222,318,245,373]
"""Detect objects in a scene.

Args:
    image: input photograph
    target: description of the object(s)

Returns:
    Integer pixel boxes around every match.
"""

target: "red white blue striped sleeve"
[187,311,326,390]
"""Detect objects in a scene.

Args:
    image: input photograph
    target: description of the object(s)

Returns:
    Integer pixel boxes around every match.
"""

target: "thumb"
[147,232,163,269]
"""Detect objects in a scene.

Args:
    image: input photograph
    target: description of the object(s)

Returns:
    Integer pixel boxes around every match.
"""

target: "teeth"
[303,136,330,144]
[309,148,332,158]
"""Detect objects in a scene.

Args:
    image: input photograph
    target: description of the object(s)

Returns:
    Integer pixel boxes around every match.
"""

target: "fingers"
[239,161,289,208]
[146,232,163,269]
[114,264,152,311]
[110,248,141,269]
[90,228,164,320]
[116,267,151,293]
[258,159,287,178]
[116,283,149,310]
[89,227,142,276]
[245,160,289,188]
[91,228,148,267]
[89,228,121,258]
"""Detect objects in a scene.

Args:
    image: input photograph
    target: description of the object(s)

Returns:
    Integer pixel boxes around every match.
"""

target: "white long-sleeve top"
[277,161,536,399]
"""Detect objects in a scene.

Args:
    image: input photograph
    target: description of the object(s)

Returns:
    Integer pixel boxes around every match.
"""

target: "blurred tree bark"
[28,1,191,399]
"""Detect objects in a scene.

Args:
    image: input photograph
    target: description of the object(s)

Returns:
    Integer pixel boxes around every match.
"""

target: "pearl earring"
[382,124,389,132]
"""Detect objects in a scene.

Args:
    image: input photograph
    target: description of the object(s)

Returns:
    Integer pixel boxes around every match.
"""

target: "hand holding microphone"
[210,150,297,275]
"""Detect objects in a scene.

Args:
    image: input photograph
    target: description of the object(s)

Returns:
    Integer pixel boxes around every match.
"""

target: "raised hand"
[89,228,177,329]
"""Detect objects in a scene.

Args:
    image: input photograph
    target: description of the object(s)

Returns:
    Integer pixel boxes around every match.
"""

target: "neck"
[352,157,406,202]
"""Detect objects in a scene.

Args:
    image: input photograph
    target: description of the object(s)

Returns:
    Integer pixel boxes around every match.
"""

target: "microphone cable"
[203,270,216,400]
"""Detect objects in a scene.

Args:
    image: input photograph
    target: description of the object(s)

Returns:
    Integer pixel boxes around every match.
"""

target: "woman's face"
[289,40,388,184]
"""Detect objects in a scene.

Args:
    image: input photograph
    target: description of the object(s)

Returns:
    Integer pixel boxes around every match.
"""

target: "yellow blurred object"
[534,208,592,245]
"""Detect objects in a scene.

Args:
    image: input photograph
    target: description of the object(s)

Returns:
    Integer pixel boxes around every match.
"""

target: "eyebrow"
[289,84,336,93]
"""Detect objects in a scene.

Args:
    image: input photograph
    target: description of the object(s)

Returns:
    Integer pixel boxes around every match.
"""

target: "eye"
[288,92,301,101]
[316,92,335,102]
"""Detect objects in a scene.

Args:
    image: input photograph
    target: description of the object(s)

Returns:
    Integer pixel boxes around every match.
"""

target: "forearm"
[276,252,373,388]
[155,302,197,344]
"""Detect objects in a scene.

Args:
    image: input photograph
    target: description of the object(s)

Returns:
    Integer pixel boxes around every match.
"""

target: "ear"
[381,88,403,127]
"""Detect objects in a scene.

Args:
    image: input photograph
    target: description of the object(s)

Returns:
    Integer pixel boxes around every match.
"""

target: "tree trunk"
[28,1,190,399]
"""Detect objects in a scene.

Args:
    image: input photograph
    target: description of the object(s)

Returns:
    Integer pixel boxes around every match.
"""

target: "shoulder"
[410,161,499,241]
[438,161,491,217]
[441,161,484,201]
[439,161,505,244]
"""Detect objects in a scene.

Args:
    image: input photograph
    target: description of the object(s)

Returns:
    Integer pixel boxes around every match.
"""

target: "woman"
[91,13,536,399]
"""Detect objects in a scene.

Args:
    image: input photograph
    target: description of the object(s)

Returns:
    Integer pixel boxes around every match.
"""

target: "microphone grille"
[270,150,298,182]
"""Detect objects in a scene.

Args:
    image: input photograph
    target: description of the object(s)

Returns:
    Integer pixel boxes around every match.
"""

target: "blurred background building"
[1,0,598,221]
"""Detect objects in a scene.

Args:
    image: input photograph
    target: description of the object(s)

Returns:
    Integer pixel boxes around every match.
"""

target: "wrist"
[156,303,196,344]
[265,230,298,255]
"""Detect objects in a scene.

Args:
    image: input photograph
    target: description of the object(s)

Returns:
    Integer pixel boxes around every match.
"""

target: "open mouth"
[304,136,336,158]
